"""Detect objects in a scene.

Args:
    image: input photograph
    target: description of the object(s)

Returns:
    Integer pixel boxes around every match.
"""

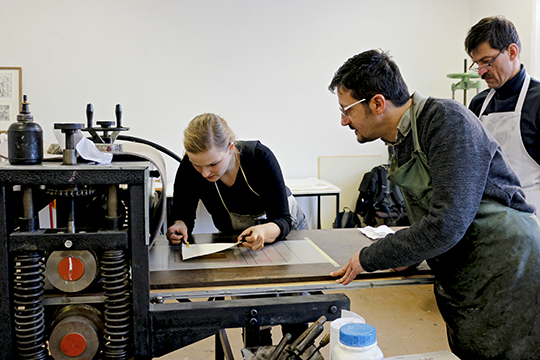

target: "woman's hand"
[238,223,280,251]
[166,221,188,245]
[330,251,365,285]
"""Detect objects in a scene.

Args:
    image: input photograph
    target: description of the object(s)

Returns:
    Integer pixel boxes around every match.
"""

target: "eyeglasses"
[339,98,366,117]
[469,46,507,72]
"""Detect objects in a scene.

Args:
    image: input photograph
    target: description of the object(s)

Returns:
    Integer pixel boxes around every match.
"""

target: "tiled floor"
[156,284,450,359]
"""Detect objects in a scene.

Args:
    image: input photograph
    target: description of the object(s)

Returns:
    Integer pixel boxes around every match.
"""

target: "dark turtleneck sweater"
[469,65,540,166]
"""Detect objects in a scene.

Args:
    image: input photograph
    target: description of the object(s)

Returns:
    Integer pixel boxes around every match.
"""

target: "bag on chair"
[333,207,361,228]
[355,164,408,227]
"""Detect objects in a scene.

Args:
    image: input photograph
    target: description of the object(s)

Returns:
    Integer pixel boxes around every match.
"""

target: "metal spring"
[13,252,47,360]
[101,250,132,359]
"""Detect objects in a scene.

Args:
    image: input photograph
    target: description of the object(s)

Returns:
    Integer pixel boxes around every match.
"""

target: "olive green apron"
[388,100,540,359]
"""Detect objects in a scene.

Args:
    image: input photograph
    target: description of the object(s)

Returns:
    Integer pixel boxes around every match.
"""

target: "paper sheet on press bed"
[149,238,334,271]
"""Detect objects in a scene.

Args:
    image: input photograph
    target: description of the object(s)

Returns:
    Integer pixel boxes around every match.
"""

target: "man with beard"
[328,49,540,359]
[466,15,540,213]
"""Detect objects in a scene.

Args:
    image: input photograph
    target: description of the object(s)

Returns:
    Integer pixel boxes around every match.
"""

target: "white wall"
[1,0,537,228]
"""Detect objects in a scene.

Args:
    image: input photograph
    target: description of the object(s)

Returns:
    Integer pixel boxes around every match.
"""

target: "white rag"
[54,129,112,164]
[359,225,395,239]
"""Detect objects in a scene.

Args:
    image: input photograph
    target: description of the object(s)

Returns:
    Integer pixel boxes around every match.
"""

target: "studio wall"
[1,0,536,228]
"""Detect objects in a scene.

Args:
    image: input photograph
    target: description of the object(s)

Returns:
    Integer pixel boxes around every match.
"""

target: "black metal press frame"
[0,160,349,359]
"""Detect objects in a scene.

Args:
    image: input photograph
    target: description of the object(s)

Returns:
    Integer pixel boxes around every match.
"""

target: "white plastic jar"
[331,323,384,360]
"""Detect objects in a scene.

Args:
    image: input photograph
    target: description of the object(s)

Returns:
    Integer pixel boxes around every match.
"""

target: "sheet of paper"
[149,237,338,271]
[181,242,239,260]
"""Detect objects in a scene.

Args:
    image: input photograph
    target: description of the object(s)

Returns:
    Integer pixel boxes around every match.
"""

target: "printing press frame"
[0,160,350,360]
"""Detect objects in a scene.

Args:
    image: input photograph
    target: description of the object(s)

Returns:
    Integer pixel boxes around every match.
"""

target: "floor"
[155,284,450,360]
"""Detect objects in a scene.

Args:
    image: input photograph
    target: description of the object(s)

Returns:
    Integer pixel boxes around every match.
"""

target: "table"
[285,178,341,229]
[148,229,433,359]
[149,228,432,296]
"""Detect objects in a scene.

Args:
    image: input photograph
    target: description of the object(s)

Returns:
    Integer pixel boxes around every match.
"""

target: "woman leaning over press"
[166,113,308,249]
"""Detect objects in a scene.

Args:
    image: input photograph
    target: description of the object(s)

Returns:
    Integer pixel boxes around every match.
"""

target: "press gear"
[388,95,540,358]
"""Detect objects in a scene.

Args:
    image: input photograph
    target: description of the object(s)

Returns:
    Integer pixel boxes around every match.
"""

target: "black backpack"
[355,164,409,227]
[333,207,361,228]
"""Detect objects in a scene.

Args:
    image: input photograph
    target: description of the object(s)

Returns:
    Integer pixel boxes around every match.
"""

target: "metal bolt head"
[250,309,258,317]
[64,240,73,248]
[329,305,338,314]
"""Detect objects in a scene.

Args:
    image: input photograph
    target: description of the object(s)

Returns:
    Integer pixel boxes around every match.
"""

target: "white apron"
[479,73,540,213]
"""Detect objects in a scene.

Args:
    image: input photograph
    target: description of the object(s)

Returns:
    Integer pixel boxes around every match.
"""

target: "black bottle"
[8,95,43,165]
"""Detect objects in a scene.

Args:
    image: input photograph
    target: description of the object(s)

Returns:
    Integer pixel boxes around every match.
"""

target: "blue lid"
[339,323,376,347]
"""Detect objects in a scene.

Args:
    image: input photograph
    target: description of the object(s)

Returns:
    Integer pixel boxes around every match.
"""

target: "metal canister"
[8,95,43,165]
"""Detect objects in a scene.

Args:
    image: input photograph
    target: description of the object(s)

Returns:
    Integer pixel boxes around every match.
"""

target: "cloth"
[359,93,540,359]
[469,65,540,166]
[358,225,395,240]
[171,141,294,239]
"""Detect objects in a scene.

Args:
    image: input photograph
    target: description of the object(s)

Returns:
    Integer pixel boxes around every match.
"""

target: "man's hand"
[330,251,365,285]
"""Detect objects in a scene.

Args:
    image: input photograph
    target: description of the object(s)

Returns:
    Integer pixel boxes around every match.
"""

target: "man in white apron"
[466,16,540,213]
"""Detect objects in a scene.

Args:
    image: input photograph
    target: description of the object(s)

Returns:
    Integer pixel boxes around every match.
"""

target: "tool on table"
[173,231,189,247]
[238,234,248,245]
[242,316,328,360]
[286,316,326,359]
[305,332,330,360]
[275,316,327,360]
[268,333,292,360]
[237,231,253,246]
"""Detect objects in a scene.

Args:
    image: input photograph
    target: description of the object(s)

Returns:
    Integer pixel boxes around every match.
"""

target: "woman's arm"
[247,142,293,240]
[169,157,202,237]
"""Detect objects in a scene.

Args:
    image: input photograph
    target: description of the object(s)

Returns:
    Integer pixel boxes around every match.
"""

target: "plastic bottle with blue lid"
[331,323,384,360]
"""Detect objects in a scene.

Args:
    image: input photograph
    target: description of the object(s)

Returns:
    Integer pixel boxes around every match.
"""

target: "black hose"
[116,135,182,163]
[115,134,179,245]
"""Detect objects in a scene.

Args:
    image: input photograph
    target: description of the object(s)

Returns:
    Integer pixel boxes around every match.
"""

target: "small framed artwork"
[0,67,22,132]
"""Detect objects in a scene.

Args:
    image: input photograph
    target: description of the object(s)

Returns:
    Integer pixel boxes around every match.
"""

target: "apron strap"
[215,164,261,216]
[514,73,530,113]
[479,73,531,116]
[239,164,261,197]
[215,182,231,214]
[410,99,421,152]
[479,89,496,117]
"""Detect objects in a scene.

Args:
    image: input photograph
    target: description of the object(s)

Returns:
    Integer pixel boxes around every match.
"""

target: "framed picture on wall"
[0,67,22,132]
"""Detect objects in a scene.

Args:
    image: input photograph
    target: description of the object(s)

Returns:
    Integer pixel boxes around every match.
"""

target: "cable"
[116,135,182,163]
